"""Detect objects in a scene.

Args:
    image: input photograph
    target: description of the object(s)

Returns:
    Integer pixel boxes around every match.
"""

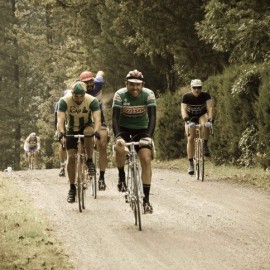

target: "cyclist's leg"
[59,143,66,176]
[83,126,96,174]
[66,135,77,203]
[138,147,153,213]
[200,114,210,156]
[33,150,39,169]
[97,126,108,187]
[200,114,210,140]
[185,123,196,174]
[27,151,32,169]
[115,131,130,192]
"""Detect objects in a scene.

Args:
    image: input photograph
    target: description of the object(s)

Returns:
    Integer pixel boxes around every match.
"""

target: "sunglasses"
[192,86,202,90]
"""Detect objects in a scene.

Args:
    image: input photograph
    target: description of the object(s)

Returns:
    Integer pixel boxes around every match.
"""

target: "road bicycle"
[66,134,97,212]
[123,141,148,231]
[189,118,213,181]
[28,150,37,170]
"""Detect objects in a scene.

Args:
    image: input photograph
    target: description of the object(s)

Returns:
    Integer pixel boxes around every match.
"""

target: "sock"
[118,167,125,181]
[70,184,76,190]
[143,184,151,203]
[100,171,105,179]
[188,158,193,163]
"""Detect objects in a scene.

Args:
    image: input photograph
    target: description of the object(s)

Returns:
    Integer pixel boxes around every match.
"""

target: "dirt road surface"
[9,168,270,270]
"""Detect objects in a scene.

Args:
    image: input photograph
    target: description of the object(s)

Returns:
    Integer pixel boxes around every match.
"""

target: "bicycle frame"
[124,141,145,231]
[66,134,96,212]
[28,150,37,170]
[193,124,205,181]
[189,121,213,181]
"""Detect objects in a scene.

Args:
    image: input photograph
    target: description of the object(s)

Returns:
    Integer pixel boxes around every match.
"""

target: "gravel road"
[11,168,270,270]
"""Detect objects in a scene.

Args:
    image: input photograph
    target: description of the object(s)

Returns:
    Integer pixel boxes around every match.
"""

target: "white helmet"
[191,79,202,87]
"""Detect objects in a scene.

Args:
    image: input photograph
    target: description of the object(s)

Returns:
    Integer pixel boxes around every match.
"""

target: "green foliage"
[196,0,270,63]
[156,92,185,160]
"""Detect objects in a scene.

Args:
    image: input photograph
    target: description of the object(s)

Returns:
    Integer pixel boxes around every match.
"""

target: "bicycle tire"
[77,156,83,213]
[195,139,200,180]
[82,159,86,210]
[199,139,205,181]
[133,166,142,231]
[92,150,97,199]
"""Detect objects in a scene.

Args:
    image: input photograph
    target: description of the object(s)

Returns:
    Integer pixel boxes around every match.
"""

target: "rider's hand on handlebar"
[115,136,125,146]
[204,121,212,128]
[187,121,196,128]
[139,137,152,147]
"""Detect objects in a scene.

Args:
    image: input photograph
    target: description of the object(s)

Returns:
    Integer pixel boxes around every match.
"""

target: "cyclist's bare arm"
[57,111,66,134]
[206,100,214,119]
[181,103,189,120]
[92,110,101,133]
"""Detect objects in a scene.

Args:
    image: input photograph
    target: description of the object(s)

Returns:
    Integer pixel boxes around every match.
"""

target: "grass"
[0,174,73,270]
[153,158,270,191]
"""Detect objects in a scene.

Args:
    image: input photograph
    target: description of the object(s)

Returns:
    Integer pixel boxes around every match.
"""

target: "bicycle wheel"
[81,160,86,210]
[91,150,97,199]
[77,156,83,212]
[198,139,205,181]
[194,139,200,180]
[133,166,142,231]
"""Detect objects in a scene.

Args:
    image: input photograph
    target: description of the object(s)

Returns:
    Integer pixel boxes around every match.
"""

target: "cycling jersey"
[87,76,104,101]
[112,87,156,130]
[182,92,211,117]
[58,93,100,132]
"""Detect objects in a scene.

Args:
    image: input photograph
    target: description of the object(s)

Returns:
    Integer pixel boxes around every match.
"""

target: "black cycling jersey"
[182,92,211,117]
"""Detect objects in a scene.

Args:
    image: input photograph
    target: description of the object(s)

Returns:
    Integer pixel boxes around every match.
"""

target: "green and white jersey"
[58,93,100,132]
[112,87,156,129]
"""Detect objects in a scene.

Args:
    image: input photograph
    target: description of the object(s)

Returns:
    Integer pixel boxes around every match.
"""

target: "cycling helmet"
[126,69,144,83]
[30,132,36,137]
[191,79,202,87]
[80,71,94,82]
[73,81,87,95]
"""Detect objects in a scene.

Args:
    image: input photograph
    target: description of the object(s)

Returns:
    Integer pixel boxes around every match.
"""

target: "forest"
[0,0,270,170]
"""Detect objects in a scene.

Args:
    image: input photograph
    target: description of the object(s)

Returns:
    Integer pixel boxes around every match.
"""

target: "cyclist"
[57,81,101,203]
[54,89,71,177]
[80,70,108,191]
[24,132,40,169]
[181,79,214,175]
[112,69,156,214]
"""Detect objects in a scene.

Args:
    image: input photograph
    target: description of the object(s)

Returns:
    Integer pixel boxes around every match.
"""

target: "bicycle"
[66,134,97,212]
[123,141,148,231]
[189,118,212,181]
[28,150,37,170]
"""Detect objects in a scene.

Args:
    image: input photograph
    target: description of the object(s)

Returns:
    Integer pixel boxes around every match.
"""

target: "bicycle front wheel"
[133,166,142,231]
[77,157,83,212]
[197,139,204,181]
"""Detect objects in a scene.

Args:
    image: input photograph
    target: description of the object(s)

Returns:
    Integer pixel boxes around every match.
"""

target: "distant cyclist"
[112,69,156,214]
[24,132,40,169]
[57,81,101,203]
[181,79,214,175]
[80,70,108,191]
[54,89,71,177]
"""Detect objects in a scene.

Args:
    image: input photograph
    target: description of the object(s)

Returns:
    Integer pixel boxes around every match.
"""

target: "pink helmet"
[80,71,94,82]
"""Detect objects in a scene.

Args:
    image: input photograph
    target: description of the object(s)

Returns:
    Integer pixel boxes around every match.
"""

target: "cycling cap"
[73,81,87,95]
[80,71,94,82]
[191,79,202,87]
[126,69,144,83]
